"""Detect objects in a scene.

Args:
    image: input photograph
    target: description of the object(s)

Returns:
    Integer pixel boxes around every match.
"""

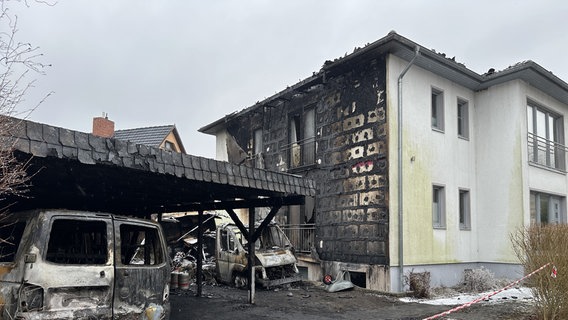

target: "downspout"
[397,46,420,292]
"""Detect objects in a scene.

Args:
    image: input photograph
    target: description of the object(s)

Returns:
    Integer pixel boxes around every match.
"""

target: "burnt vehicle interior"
[46,219,108,265]
[0,222,26,263]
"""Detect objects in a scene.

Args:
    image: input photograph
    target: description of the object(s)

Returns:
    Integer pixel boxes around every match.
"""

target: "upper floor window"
[527,102,565,171]
[457,98,469,139]
[431,88,444,131]
[432,185,446,229]
[289,108,315,168]
[253,128,264,168]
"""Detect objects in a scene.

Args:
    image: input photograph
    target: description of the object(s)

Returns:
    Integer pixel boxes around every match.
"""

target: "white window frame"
[457,98,469,139]
[530,191,564,225]
[431,88,444,132]
[527,101,565,171]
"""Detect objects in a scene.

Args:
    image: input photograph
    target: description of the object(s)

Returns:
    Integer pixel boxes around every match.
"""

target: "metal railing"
[280,224,315,254]
[281,137,316,169]
[527,133,567,171]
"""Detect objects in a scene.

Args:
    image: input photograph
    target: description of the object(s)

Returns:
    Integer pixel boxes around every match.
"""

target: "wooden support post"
[248,207,255,304]
[196,210,204,297]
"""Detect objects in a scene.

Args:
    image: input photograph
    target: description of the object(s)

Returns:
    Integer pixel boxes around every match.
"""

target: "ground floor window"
[530,191,564,225]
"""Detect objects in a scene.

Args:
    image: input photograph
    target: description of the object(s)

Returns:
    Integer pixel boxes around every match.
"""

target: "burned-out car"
[216,222,301,288]
[0,209,170,320]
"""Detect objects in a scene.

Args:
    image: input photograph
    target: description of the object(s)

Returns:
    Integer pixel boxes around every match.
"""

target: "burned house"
[200,31,568,292]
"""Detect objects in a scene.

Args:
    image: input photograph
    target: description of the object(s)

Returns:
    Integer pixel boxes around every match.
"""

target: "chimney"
[92,113,115,138]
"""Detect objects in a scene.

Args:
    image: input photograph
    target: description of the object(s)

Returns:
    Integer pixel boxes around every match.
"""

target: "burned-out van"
[0,209,170,320]
[216,222,301,288]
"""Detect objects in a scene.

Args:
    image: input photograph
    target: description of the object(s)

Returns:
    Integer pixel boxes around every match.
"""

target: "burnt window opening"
[228,230,237,251]
[253,128,264,169]
[0,221,26,263]
[350,271,367,288]
[220,229,229,251]
[288,108,316,168]
[120,224,164,266]
[46,219,108,265]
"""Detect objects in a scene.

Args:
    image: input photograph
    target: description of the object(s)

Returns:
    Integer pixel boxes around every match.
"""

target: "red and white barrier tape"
[423,263,555,320]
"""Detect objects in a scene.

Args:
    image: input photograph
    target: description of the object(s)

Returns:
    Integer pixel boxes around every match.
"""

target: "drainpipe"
[397,46,420,292]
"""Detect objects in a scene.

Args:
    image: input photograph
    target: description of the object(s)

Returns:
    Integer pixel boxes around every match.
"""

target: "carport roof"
[3,117,316,216]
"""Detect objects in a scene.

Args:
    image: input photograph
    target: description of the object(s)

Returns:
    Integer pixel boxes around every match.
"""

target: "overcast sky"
[9,0,568,158]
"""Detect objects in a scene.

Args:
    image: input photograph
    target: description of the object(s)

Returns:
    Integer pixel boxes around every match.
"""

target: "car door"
[216,227,232,283]
[113,218,170,319]
[37,215,114,319]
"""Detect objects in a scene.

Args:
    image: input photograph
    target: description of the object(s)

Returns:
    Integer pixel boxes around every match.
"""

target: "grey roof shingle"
[114,125,174,148]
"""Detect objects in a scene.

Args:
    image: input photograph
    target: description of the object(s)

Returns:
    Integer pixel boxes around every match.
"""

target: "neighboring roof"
[3,117,315,215]
[115,125,186,154]
[200,31,568,135]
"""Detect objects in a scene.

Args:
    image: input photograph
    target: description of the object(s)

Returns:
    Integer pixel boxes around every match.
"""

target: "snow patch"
[400,287,534,306]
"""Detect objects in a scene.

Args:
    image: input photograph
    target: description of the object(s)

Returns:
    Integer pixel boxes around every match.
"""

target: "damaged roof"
[200,31,568,134]
[3,117,316,216]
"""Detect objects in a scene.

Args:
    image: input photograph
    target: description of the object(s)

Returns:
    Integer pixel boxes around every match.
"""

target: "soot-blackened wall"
[226,55,389,266]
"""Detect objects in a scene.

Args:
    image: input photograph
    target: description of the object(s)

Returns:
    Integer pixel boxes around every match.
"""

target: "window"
[527,102,565,170]
[432,185,446,228]
[431,88,444,131]
[164,141,177,152]
[459,189,471,230]
[530,191,564,225]
[457,98,469,139]
[253,128,264,168]
[0,221,26,263]
[46,219,108,265]
[220,229,229,251]
[120,224,164,265]
[289,108,316,168]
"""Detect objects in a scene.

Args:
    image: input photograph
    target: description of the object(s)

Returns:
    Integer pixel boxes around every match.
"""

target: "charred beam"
[161,195,305,212]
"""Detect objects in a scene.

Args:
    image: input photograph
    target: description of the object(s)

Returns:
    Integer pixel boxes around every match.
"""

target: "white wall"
[474,81,525,263]
[387,54,478,269]
[214,129,229,161]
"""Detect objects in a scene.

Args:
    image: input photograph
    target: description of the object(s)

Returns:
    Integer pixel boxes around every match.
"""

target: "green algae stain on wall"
[503,128,525,262]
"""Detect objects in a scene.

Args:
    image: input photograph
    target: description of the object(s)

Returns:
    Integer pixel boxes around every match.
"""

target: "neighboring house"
[93,115,186,153]
[199,31,568,293]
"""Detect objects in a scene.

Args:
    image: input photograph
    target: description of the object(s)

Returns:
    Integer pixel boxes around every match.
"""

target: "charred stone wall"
[226,55,389,265]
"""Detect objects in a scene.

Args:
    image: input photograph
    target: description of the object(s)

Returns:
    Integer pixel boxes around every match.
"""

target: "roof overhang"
[200,32,568,134]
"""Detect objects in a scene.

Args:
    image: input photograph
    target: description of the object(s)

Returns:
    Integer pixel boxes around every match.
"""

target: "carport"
[2,117,316,303]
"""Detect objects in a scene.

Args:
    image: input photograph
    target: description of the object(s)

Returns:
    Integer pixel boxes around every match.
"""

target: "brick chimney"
[92,113,115,138]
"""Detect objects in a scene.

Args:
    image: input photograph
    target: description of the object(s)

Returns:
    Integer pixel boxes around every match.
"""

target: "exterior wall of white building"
[474,81,526,265]
[387,54,480,287]
[214,129,229,162]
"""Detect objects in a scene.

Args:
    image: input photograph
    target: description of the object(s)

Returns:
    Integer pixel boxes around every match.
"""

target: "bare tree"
[0,0,52,208]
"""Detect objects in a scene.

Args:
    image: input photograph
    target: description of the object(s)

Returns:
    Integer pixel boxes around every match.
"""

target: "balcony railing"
[527,133,567,172]
[280,224,315,254]
[281,137,316,169]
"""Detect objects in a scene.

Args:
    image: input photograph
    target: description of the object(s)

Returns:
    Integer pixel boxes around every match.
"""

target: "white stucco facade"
[387,53,568,288]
